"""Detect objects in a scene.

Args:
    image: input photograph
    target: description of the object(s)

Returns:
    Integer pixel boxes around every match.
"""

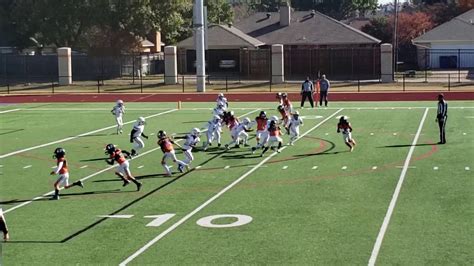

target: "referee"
[300,77,314,108]
[436,94,448,144]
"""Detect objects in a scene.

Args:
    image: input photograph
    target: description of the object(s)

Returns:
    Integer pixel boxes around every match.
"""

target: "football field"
[0,101,473,265]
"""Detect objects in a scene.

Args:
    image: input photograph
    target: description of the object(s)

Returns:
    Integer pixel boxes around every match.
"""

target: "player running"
[130,117,148,157]
[261,120,283,156]
[337,116,356,152]
[157,130,188,176]
[213,103,226,117]
[225,117,253,150]
[50,148,84,200]
[288,111,303,145]
[105,144,142,190]
[180,128,201,168]
[252,114,274,154]
[111,99,125,134]
[281,93,293,113]
[0,208,9,241]
[216,93,228,109]
[203,115,222,151]
[277,105,290,134]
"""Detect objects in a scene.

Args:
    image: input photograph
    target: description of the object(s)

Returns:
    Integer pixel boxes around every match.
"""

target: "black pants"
[300,91,314,108]
[319,90,328,106]
[438,117,447,143]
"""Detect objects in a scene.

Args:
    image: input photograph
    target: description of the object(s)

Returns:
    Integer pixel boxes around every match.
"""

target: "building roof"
[413,9,474,44]
[234,10,381,46]
[177,24,265,49]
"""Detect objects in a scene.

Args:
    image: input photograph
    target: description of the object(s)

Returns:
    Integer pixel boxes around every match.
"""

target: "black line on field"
[0,129,24,136]
[4,240,61,244]
[378,143,435,148]
[59,150,228,243]
[80,157,109,162]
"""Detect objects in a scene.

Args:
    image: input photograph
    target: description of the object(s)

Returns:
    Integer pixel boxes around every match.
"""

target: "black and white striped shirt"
[437,100,448,119]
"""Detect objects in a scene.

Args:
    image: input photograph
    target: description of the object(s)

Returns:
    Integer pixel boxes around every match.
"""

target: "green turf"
[0,101,472,265]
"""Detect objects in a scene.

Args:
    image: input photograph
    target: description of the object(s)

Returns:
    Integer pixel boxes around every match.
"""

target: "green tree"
[361,16,392,43]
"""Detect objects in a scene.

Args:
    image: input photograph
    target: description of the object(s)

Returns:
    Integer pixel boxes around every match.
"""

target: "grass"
[0,101,473,265]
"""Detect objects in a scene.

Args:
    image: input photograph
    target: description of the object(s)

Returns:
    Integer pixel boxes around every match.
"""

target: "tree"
[361,16,392,43]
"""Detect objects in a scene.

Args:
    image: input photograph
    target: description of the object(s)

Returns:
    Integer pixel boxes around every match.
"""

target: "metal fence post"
[357,79,360,92]
[7,83,9,94]
[97,78,100,93]
[403,74,406,91]
[52,79,55,94]
[182,75,185,92]
[424,48,428,83]
[226,76,228,92]
[132,55,135,85]
[140,72,143,93]
[458,49,461,83]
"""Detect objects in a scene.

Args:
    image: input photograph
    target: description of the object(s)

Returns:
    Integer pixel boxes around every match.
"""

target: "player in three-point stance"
[130,117,148,157]
[216,93,228,109]
[203,115,222,151]
[111,99,125,134]
[225,117,253,150]
[337,116,356,152]
[180,128,201,168]
[105,144,142,191]
[50,148,84,200]
[288,111,303,145]
[157,130,188,176]
[261,119,283,156]
[0,208,10,241]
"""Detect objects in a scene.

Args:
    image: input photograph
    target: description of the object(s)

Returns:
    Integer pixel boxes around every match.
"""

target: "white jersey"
[182,134,200,150]
[217,97,228,108]
[213,107,225,117]
[112,105,125,117]
[207,119,222,132]
[233,123,250,135]
[132,123,145,138]
[289,117,303,131]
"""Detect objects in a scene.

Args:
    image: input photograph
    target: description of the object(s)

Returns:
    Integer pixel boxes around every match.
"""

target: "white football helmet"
[191,128,201,136]
[270,116,279,122]
[243,117,251,125]
[137,117,146,125]
[218,93,224,98]
[116,99,124,105]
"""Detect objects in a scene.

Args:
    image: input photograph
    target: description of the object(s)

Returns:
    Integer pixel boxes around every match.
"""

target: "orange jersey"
[56,157,68,174]
[256,117,268,131]
[158,138,174,153]
[338,122,352,132]
[228,117,239,130]
[283,98,291,108]
[110,149,127,164]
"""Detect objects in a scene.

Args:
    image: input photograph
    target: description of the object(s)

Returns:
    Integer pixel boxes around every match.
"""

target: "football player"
[252,114,274,154]
[261,120,283,156]
[105,144,142,190]
[281,93,293,113]
[277,105,290,134]
[203,115,222,151]
[216,93,228,109]
[225,117,253,150]
[213,103,226,117]
[130,117,148,157]
[157,130,188,176]
[50,148,84,200]
[0,208,9,241]
[276,92,283,105]
[111,99,125,134]
[226,111,240,132]
[288,111,303,145]
[180,128,201,168]
[255,111,268,144]
[337,116,356,152]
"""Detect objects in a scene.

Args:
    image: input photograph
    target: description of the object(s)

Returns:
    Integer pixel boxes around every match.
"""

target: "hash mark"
[342,166,347,170]
[312,166,318,169]
[433,166,439,170]
[372,166,377,170]
[137,165,144,169]
[224,165,230,169]
[23,165,32,169]
[282,166,288,170]
[80,165,88,169]
[465,167,470,171]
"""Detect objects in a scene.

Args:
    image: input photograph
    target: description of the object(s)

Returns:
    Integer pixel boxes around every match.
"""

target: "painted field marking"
[433,166,439,170]
[282,166,288,170]
[0,108,21,114]
[119,108,344,266]
[144,214,176,227]
[224,165,230,169]
[312,166,318,170]
[368,107,429,266]
[372,166,378,170]
[393,133,398,136]
[0,165,3,167]
[19,108,171,111]
[51,166,57,169]
[463,132,467,135]
[247,165,268,168]
[4,146,162,214]
[396,166,416,169]
[80,165,88,169]
[465,167,470,171]
[97,215,134,219]
[195,166,202,169]
[138,165,144,169]
[325,133,329,136]
[342,166,347,170]
[23,165,32,169]
[0,109,178,159]
[370,133,374,136]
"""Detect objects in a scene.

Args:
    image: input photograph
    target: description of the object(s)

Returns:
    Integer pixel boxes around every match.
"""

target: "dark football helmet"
[53,147,66,158]
[259,111,267,118]
[158,130,167,139]
[105,144,116,155]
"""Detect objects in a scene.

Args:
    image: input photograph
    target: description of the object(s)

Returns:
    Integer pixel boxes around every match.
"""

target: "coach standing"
[300,77,314,108]
[319,74,330,107]
[436,94,448,144]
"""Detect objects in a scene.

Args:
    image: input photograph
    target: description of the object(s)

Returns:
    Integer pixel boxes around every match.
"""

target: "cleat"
[185,165,190,171]
[77,181,84,188]
[260,153,264,157]
[123,180,130,187]
[217,143,221,147]
[235,145,240,148]
[131,149,137,156]
[350,146,354,152]
[244,143,250,147]
[225,144,230,150]
[136,182,142,191]
[178,164,184,173]
[277,149,281,153]
[50,195,59,200]
[251,147,256,154]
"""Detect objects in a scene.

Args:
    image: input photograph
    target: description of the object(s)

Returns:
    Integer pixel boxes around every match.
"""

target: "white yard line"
[3,147,161,214]
[368,107,429,266]
[0,109,177,159]
[119,108,344,265]
[0,108,21,114]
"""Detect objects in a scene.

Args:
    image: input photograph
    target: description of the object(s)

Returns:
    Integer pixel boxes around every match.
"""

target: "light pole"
[393,0,399,79]
[194,0,206,92]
